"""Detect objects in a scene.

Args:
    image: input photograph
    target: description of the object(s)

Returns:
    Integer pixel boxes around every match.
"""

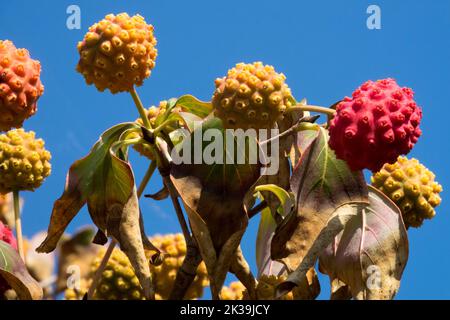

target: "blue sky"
[1,0,449,299]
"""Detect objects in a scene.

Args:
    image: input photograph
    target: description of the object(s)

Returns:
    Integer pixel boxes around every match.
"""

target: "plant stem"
[130,86,152,129]
[86,161,156,299]
[86,238,115,299]
[288,104,336,116]
[164,176,192,242]
[154,138,192,243]
[13,190,24,261]
[137,161,157,198]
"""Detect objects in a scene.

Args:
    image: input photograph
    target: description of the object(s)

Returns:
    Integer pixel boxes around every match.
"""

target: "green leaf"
[254,184,294,277]
[175,95,213,118]
[0,240,43,300]
[255,206,281,276]
[166,111,203,133]
[254,184,294,216]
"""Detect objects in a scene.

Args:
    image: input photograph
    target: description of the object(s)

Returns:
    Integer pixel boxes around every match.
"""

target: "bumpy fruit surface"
[131,101,168,160]
[212,62,294,130]
[0,221,17,250]
[0,221,17,296]
[91,247,145,300]
[220,281,246,300]
[371,156,442,228]
[65,234,208,300]
[0,40,44,131]
[0,129,51,193]
[329,78,422,172]
[76,13,157,93]
[149,233,208,300]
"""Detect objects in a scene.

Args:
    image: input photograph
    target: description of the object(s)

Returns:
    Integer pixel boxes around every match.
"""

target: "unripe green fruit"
[371,156,443,228]
[212,62,294,130]
[0,129,51,193]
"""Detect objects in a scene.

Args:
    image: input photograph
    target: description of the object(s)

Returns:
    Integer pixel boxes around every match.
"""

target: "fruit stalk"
[13,190,24,260]
[130,87,152,129]
[86,237,116,299]
[287,104,336,116]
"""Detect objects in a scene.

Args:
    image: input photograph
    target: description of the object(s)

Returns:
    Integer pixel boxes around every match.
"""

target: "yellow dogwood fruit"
[212,62,294,130]
[0,129,51,193]
[372,156,443,228]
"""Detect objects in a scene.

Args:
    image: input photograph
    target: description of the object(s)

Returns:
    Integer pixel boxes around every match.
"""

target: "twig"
[168,237,202,300]
[137,161,157,198]
[287,104,336,116]
[259,115,320,146]
[130,86,152,129]
[13,190,24,261]
[86,238,115,299]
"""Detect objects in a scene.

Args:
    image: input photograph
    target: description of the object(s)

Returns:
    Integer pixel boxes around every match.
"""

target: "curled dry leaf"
[328,278,352,300]
[272,127,368,271]
[319,186,409,300]
[145,185,169,201]
[270,127,368,297]
[170,117,261,298]
[0,240,43,300]
[253,184,320,300]
[37,123,155,299]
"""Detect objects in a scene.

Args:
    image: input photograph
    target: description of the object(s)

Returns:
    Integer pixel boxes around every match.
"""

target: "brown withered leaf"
[170,117,261,299]
[253,185,320,300]
[37,123,154,299]
[327,278,352,300]
[37,123,139,252]
[271,127,368,272]
[0,240,43,300]
[292,268,321,300]
[319,186,408,300]
[106,184,154,299]
[276,201,368,297]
